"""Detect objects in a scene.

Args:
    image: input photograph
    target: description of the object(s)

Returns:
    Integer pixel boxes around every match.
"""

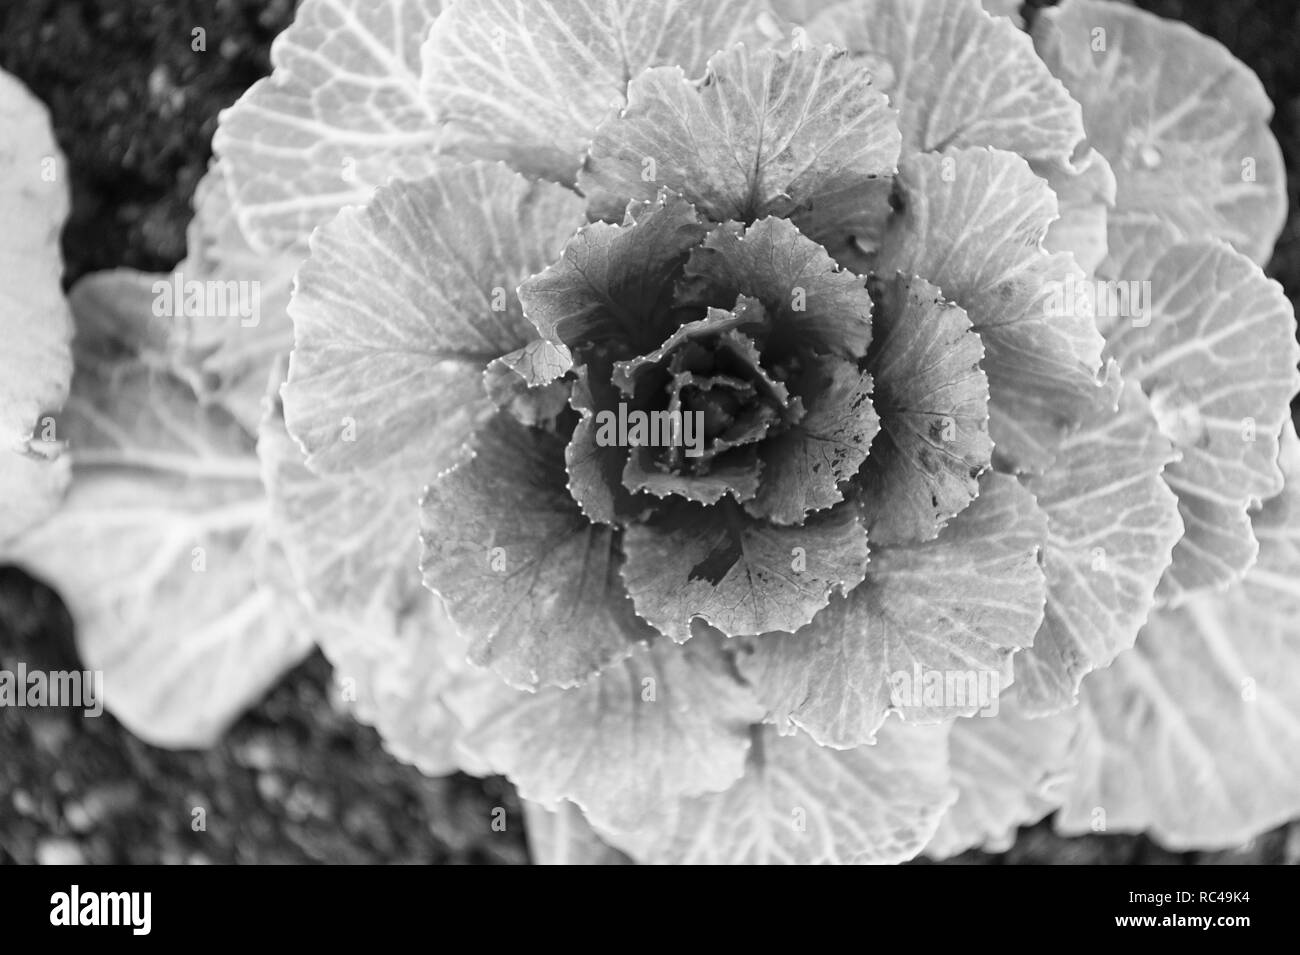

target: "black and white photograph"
[0,0,1297,898]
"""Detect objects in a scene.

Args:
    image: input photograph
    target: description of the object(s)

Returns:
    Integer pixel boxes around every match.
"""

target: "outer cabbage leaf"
[443,635,765,835]
[0,69,72,541]
[1,276,313,747]
[313,602,489,778]
[580,42,900,260]
[925,695,1074,858]
[283,162,584,475]
[213,0,446,252]
[606,721,955,864]
[877,147,1104,471]
[1105,239,1299,604]
[1056,424,1300,848]
[163,160,298,432]
[258,394,487,775]
[1013,373,1183,715]
[1094,220,1181,307]
[420,0,763,184]
[420,413,651,689]
[523,800,631,865]
[1156,495,1257,605]
[1033,0,1287,267]
[806,0,1083,161]
[1031,148,1117,277]
[84,165,298,439]
[738,472,1045,747]
[977,0,1022,24]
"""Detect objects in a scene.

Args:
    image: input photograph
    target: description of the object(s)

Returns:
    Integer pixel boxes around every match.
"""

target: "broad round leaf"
[313,601,491,778]
[1013,372,1183,715]
[580,42,900,260]
[806,0,1084,161]
[421,413,651,688]
[608,721,956,864]
[283,163,585,475]
[421,0,762,184]
[444,635,765,834]
[0,69,72,541]
[877,147,1105,472]
[925,696,1074,858]
[213,0,446,252]
[164,160,298,432]
[3,282,312,747]
[260,390,489,776]
[1057,424,1300,848]
[622,500,869,642]
[1034,0,1288,268]
[739,472,1046,747]
[1105,239,1300,604]
[1031,148,1117,277]
[1156,493,1258,604]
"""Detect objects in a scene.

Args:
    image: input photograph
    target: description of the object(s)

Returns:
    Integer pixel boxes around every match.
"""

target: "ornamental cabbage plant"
[4,0,1300,863]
